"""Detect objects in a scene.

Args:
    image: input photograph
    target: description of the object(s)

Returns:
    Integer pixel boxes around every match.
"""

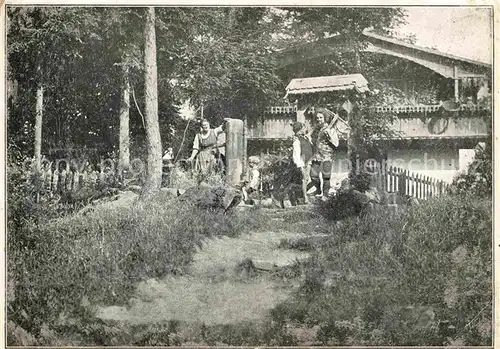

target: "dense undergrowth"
[7,162,265,344]
[7,157,492,346]
[271,193,492,346]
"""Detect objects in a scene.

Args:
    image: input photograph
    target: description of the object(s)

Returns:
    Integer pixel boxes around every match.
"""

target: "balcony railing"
[263,103,490,114]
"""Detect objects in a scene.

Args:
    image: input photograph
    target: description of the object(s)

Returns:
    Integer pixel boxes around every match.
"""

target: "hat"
[292,121,305,134]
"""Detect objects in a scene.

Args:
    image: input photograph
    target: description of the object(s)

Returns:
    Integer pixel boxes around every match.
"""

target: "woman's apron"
[195,129,218,176]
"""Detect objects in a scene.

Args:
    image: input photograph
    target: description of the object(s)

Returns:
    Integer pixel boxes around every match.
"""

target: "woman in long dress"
[187,118,226,177]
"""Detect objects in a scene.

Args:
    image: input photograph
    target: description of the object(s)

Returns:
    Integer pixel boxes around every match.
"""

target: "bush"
[451,147,492,197]
[451,122,492,197]
[272,193,492,345]
[313,172,376,221]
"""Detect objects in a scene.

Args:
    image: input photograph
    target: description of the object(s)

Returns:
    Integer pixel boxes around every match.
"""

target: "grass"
[7,187,267,342]
[270,193,492,346]
[8,167,491,347]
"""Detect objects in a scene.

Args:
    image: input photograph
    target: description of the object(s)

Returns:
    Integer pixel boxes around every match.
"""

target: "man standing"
[310,110,339,197]
[291,121,313,204]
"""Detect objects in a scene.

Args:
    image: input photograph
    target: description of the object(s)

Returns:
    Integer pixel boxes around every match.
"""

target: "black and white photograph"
[4,4,494,347]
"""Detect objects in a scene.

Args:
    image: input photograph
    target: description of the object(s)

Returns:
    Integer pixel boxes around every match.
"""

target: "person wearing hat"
[292,121,313,204]
[310,109,340,197]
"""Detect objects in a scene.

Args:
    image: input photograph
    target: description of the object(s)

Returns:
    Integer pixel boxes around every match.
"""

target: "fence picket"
[382,163,387,192]
[99,170,105,185]
[404,170,409,196]
[44,169,52,190]
[73,171,80,191]
[60,170,67,192]
[389,166,395,192]
[423,175,428,199]
[66,171,73,191]
[426,176,431,199]
[52,170,59,192]
[411,172,416,197]
[416,173,421,199]
[397,168,404,194]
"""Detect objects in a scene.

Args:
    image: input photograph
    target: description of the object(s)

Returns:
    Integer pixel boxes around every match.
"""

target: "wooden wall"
[247,113,489,140]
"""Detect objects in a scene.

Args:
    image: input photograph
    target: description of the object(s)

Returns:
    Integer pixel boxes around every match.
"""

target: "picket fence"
[34,162,450,201]
[371,164,449,200]
[35,168,117,192]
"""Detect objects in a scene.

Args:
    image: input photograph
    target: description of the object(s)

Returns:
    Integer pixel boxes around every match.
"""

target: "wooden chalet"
[247,30,491,183]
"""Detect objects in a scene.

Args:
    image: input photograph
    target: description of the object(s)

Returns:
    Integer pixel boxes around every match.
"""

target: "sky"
[396,7,492,64]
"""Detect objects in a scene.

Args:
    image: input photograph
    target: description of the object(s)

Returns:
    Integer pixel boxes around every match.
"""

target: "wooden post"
[225,118,245,187]
[454,66,459,102]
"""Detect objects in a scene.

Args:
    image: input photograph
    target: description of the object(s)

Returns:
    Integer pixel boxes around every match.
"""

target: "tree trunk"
[118,64,130,171]
[350,44,362,177]
[34,84,43,172]
[142,6,162,197]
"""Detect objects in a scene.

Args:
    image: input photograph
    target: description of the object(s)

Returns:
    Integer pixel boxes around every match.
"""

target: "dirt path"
[96,209,313,326]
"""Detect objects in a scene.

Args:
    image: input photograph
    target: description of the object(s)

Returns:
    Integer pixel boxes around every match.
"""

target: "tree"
[118,64,131,171]
[34,78,43,171]
[155,7,284,124]
[142,6,162,196]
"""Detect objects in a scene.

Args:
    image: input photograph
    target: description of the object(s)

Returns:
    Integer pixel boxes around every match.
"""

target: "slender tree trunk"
[142,6,162,196]
[350,42,362,177]
[34,83,43,172]
[354,49,361,72]
[118,64,130,171]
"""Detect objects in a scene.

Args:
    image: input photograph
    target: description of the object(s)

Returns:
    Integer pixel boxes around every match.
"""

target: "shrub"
[314,172,376,221]
[451,126,492,198]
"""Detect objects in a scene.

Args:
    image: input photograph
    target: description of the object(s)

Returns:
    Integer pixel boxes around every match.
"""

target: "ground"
[95,204,316,327]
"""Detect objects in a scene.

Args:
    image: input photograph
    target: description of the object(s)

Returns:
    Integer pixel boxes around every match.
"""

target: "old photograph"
[5,5,493,346]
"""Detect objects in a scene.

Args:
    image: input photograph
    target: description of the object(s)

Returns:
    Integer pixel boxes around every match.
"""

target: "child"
[242,156,261,204]
[291,121,313,204]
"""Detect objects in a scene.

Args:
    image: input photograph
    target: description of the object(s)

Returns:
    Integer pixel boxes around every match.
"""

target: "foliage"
[313,172,374,221]
[451,112,492,197]
[7,7,145,157]
[274,7,407,50]
[273,194,491,345]
[451,148,492,197]
[7,7,286,160]
[7,6,411,161]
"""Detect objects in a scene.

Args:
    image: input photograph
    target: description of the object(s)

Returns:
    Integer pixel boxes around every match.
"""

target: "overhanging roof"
[363,31,490,68]
[285,74,369,96]
[277,31,491,78]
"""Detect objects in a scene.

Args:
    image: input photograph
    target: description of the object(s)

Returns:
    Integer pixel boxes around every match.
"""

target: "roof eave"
[362,30,492,69]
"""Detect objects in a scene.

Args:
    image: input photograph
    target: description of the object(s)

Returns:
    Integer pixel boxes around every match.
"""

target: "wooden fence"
[371,164,449,200]
[33,162,450,201]
[34,168,119,193]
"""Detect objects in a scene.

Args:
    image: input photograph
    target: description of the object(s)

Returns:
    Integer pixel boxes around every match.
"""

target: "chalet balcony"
[246,103,490,140]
